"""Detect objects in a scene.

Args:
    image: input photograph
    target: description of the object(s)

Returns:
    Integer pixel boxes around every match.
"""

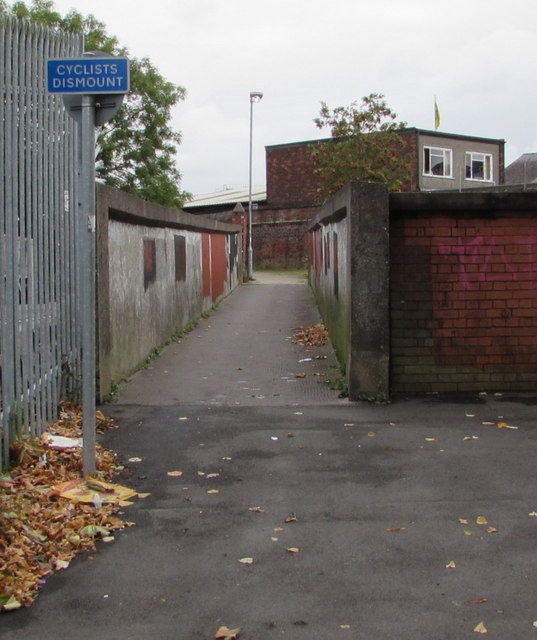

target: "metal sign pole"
[79,94,97,477]
[48,52,129,478]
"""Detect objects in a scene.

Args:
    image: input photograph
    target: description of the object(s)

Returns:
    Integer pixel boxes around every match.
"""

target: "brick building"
[186,128,505,269]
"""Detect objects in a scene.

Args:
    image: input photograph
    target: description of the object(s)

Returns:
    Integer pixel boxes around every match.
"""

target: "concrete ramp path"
[4,272,537,640]
[115,270,346,406]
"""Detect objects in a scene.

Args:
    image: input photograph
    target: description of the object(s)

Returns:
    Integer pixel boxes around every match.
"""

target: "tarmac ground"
[3,272,537,639]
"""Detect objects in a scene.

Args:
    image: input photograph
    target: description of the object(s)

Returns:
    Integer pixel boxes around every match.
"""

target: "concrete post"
[347,182,390,401]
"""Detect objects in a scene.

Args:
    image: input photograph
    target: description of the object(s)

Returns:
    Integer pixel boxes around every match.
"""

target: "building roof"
[184,186,266,209]
[265,128,505,150]
[505,153,537,185]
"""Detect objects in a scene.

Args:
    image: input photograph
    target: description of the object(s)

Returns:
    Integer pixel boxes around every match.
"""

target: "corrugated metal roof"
[185,186,266,208]
[505,153,537,185]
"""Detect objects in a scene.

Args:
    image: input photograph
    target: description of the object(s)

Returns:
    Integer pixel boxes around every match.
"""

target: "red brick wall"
[253,205,319,269]
[266,142,323,204]
[390,212,537,393]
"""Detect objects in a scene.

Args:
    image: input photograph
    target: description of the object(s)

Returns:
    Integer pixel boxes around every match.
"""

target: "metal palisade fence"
[0,16,83,469]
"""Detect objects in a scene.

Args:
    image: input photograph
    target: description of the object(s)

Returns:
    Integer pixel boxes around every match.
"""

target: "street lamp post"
[248,91,263,280]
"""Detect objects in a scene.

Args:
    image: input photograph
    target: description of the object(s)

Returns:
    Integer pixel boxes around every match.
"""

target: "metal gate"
[0,16,83,468]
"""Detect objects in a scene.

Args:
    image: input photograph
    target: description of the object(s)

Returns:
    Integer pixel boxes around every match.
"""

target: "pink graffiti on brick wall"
[437,235,537,290]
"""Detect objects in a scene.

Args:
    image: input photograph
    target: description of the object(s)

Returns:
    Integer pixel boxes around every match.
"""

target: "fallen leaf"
[386,527,406,532]
[459,518,469,525]
[473,621,487,634]
[344,423,355,427]
[167,470,183,477]
[286,547,300,553]
[54,559,70,569]
[207,489,219,494]
[367,432,376,437]
[340,624,351,629]
[468,598,488,605]
[274,527,284,532]
[285,514,298,523]
[446,560,456,569]
[425,437,436,442]
[206,473,220,478]
[476,516,488,525]
[248,507,264,513]
[80,525,111,538]
[486,526,498,534]
[222,457,232,461]
[292,324,328,347]
[197,471,206,476]
[295,373,306,378]
[294,412,303,416]
[137,493,151,499]
[178,417,188,421]
[2,595,22,611]
[271,537,279,541]
[215,625,242,639]
[533,621,537,628]
[287,433,295,438]
[465,412,476,417]
[239,557,254,564]
[529,512,537,517]
[464,529,474,536]
[384,446,397,451]
[128,457,142,462]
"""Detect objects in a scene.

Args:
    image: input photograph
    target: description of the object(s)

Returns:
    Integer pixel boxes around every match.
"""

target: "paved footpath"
[4,273,537,639]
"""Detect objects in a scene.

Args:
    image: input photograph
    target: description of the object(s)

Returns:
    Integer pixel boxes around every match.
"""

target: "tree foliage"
[311,93,412,198]
[1,0,189,208]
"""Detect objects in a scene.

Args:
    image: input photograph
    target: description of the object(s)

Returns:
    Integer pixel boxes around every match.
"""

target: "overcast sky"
[52,0,536,195]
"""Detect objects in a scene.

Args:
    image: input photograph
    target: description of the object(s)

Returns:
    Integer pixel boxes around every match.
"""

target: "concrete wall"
[96,184,242,400]
[308,183,390,401]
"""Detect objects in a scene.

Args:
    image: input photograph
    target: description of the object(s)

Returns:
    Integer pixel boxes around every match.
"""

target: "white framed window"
[465,152,493,181]
[423,146,453,178]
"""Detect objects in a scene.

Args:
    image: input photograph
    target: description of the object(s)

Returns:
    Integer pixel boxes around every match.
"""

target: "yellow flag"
[434,97,441,130]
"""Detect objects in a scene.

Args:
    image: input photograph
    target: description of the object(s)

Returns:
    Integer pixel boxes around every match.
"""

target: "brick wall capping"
[97,183,241,235]
[390,190,537,213]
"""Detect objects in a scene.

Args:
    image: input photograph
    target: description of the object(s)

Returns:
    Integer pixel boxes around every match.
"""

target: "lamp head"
[250,91,263,103]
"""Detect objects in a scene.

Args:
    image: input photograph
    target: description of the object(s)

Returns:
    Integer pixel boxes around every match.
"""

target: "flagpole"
[434,95,440,130]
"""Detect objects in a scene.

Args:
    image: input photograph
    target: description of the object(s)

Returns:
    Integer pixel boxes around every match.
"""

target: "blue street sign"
[47,57,129,94]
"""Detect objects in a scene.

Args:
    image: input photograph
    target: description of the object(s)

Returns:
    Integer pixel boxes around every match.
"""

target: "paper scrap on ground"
[53,478,137,503]
[43,434,83,449]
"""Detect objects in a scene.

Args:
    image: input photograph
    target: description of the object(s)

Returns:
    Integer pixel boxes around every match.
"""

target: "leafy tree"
[311,93,412,198]
[1,0,189,208]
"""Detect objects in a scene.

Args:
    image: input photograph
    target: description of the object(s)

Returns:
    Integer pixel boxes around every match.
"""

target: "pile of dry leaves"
[292,324,329,348]
[0,403,132,611]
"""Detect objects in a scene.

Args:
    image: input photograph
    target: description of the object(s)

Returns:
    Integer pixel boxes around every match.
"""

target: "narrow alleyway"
[115,271,345,406]
[4,273,537,640]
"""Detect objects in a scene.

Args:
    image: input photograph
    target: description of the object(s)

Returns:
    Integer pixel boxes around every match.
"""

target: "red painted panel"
[202,233,211,298]
[210,234,227,301]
